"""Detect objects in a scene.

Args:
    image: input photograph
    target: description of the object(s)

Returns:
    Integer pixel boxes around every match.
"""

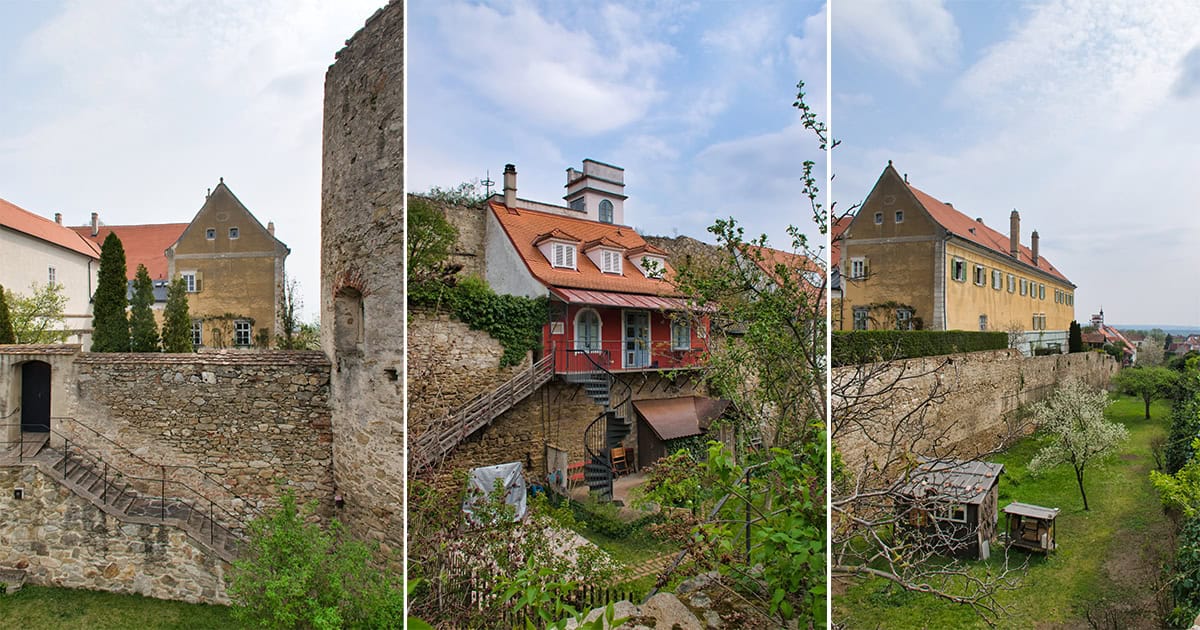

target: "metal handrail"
[1,419,253,556]
[571,345,634,500]
[51,416,264,521]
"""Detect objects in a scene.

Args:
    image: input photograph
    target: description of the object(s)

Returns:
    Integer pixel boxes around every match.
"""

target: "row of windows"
[548,242,664,278]
[851,307,914,331]
[190,320,253,347]
[950,258,1072,305]
[573,309,691,351]
[205,227,239,240]
[873,210,904,224]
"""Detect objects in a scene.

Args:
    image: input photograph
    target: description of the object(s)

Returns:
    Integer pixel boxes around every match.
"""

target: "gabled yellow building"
[837,163,1076,353]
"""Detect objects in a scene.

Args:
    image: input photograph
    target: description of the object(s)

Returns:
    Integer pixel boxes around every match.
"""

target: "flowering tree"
[1029,378,1128,510]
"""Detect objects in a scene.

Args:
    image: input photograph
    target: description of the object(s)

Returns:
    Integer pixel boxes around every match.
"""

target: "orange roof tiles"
[906,184,1072,285]
[0,197,101,259]
[73,223,188,280]
[489,201,678,296]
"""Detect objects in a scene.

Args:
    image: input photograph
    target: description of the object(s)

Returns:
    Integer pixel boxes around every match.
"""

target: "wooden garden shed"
[896,458,1004,560]
[633,396,731,470]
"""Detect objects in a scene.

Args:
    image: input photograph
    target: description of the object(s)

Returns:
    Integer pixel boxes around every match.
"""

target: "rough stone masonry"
[320,0,405,553]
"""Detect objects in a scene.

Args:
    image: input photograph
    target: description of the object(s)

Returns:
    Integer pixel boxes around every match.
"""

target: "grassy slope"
[835,394,1172,629]
[0,586,240,629]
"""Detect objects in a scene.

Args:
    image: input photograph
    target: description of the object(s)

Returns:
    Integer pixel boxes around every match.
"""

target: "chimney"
[90,212,99,236]
[54,212,62,225]
[1031,230,1039,265]
[503,164,517,208]
[1009,210,1020,258]
[268,221,275,237]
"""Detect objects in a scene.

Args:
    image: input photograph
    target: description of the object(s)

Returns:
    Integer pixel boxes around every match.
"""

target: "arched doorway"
[20,361,51,433]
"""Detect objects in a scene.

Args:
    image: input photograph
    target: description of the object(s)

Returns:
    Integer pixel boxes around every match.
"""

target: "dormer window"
[600,250,622,274]
[641,256,665,279]
[551,243,576,269]
[599,200,614,224]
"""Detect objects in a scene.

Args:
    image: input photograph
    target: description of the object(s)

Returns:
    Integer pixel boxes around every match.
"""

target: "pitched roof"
[73,223,188,280]
[905,183,1072,285]
[0,197,101,259]
[489,200,678,295]
[898,458,1004,505]
[830,215,851,267]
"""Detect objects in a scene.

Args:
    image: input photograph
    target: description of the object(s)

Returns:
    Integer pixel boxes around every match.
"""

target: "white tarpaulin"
[463,461,527,523]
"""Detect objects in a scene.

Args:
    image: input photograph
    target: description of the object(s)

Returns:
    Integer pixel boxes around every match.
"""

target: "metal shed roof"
[633,396,730,441]
[897,458,1004,506]
[1003,502,1060,520]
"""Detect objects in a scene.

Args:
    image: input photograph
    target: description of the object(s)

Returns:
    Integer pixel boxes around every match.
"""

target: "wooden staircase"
[411,354,555,471]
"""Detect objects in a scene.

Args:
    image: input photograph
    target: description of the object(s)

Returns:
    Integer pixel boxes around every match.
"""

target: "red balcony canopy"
[550,287,702,311]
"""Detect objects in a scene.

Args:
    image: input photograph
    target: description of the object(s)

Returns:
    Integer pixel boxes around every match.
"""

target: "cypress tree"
[129,264,160,352]
[91,232,130,352]
[0,285,15,344]
[162,278,194,353]
[1068,320,1083,353]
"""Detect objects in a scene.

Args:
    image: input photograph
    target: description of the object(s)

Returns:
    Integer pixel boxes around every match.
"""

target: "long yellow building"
[837,163,1076,353]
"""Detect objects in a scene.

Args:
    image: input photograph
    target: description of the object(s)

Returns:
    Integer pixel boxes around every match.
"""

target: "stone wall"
[407,308,525,438]
[320,0,405,552]
[0,465,228,604]
[66,352,333,519]
[833,349,1119,466]
[407,194,489,279]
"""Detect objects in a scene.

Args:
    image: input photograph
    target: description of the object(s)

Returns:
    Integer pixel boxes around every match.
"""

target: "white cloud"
[833,0,959,82]
[428,1,674,136]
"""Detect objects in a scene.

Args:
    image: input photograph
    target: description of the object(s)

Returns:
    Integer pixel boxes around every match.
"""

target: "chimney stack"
[503,163,517,208]
[268,221,275,237]
[54,212,62,225]
[1009,210,1020,258]
[90,212,99,237]
[1031,230,1040,265]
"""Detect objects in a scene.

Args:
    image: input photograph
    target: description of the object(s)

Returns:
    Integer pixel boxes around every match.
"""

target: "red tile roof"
[0,197,100,259]
[73,223,188,280]
[906,184,1071,285]
[490,201,678,295]
[830,216,851,267]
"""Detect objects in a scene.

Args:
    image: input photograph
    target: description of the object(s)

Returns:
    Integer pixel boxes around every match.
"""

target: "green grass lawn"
[835,394,1173,629]
[0,585,241,629]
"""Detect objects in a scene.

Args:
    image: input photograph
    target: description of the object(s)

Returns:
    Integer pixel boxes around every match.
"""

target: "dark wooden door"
[21,361,51,433]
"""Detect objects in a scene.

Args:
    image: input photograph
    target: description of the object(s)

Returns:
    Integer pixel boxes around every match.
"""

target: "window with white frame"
[671,320,690,350]
[190,320,203,347]
[853,307,869,330]
[874,211,883,224]
[896,308,914,330]
[600,250,622,274]
[228,227,240,239]
[1007,274,1015,293]
[48,266,56,284]
[1038,284,1046,300]
[599,200,614,224]
[934,503,968,523]
[574,309,601,352]
[234,320,252,346]
[551,243,576,269]
[181,271,198,293]
[641,256,665,279]
[951,258,967,282]
[205,228,216,240]
[979,314,988,331]
[973,265,986,286]
[850,257,867,279]
[1020,278,1028,296]
[992,269,1002,290]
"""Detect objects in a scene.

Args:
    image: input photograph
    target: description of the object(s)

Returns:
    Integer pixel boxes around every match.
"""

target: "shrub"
[411,276,546,366]
[226,491,402,629]
[1170,516,1200,627]
[832,330,1008,365]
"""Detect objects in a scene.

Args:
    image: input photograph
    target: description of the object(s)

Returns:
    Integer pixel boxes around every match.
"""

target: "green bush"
[1171,516,1200,627]
[568,496,665,539]
[411,276,546,367]
[832,330,1008,366]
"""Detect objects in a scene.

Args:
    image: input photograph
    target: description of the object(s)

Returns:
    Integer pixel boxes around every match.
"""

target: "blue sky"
[833,0,1200,327]
[0,0,387,320]
[408,0,827,260]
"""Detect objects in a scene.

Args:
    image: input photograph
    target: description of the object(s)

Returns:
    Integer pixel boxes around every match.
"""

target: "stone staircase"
[7,439,245,563]
[411,354,555,471]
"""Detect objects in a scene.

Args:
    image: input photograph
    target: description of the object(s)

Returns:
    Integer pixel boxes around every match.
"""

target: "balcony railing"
[552,339,706,375]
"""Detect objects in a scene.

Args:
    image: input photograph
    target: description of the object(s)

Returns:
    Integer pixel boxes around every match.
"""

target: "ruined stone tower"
[320,0,404,552]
